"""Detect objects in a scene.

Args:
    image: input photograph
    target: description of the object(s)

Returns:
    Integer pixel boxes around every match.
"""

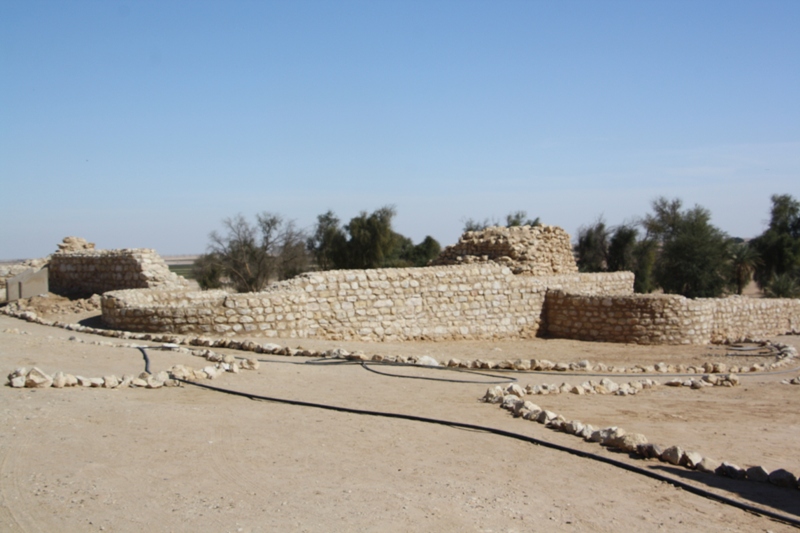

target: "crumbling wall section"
[431,225,578,275]
[50,249,189,297]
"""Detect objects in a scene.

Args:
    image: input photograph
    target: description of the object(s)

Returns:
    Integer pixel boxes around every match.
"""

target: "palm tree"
[730,242,761,295]
[764,273,800,298]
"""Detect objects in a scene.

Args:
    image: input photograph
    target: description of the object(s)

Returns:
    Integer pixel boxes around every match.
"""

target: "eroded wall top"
[48,237,189,297]
[431,224,578,276]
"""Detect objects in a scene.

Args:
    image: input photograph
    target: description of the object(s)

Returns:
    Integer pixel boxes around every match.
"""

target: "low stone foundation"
[102,266,634,341]
[545,291,800,344]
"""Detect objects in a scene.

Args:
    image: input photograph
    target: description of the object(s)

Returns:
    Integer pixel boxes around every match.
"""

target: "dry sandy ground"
[1,308,799,532]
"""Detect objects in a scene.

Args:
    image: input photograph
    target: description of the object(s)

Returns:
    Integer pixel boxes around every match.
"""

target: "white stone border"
[482,383,800,490]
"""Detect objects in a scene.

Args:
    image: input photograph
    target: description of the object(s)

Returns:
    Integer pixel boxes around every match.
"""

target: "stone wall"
[101,265,634,341]
[50,249,189,297]
[545,291,800,344]
[710,297,800,343]
[431,225,578,276]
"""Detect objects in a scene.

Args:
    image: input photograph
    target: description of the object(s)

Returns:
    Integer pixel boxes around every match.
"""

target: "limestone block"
[25,367,53,388]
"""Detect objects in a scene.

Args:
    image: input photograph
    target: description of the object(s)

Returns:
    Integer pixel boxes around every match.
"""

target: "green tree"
[642,197,684,242]
[574,218,609,272]
[462,217,496,232]
[463,211,540,232]
[751,194,800,288]
[729,242,760,295]
[632,239,658,293]
[399,235,442,267]
[607,225,638,272]
[308,206,438,270]
[763,273,800,298]
[307,210,347,270]
[191,252,224,290]
[651,202,732,298]
[342,206,399,269]
[505,210,541,227]
[203,212,309,293]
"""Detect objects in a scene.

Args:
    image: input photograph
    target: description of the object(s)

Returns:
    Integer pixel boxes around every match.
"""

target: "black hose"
[137,347,151,374]
[254,355,518,384]
[359,361,517,384]
[175,378,800,529]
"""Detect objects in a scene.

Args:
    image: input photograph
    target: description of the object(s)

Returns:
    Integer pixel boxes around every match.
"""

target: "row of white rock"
[64,334,263,370]
[6,350,261,390]
[520,373,741,397]
[3,308,798,375]
[781,375,800,385]
[482,384,800,490]
[442,349,795,375]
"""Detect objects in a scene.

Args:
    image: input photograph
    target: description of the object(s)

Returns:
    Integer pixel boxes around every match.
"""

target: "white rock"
[482,386,504,403]
[599,378,619,393]
[146,376,164,389]
[696,457,720,473]
[717,462,746,479]
[203,365,222,379]
[416,355,439,367]
[7,367,26,381]
[25,367,53,388]
[513,359,531,371]
[505,383,526,398]
[536,410,558,424]
[565,420,585,435]
[599,427,627,447]
[661,446,684,465]
[617,433,648,452]
[262,343,283,353]
[682,451,704,469]
[521,401,541,413]
[578,424,596,440]
[501,395,523,411]
[51,372,67,388]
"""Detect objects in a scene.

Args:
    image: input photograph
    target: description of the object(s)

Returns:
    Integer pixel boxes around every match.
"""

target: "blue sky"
[2,0,799,260]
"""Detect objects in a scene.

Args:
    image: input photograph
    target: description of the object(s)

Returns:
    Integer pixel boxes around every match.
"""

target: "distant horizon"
[2,1,798,259]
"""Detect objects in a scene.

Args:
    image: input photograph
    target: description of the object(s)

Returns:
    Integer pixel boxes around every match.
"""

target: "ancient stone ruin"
[2,237,189,301]
[4,229,800,344]
[49,242,189,297]
[431,224,578,275]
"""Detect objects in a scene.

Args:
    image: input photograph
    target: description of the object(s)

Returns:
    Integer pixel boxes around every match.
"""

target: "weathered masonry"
[545,291,800,344]
[49,248,188,297]
[101,266,634,341]
[24,228,794,345]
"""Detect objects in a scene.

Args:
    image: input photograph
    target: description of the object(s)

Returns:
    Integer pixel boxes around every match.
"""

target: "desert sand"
[1,303,799,532]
